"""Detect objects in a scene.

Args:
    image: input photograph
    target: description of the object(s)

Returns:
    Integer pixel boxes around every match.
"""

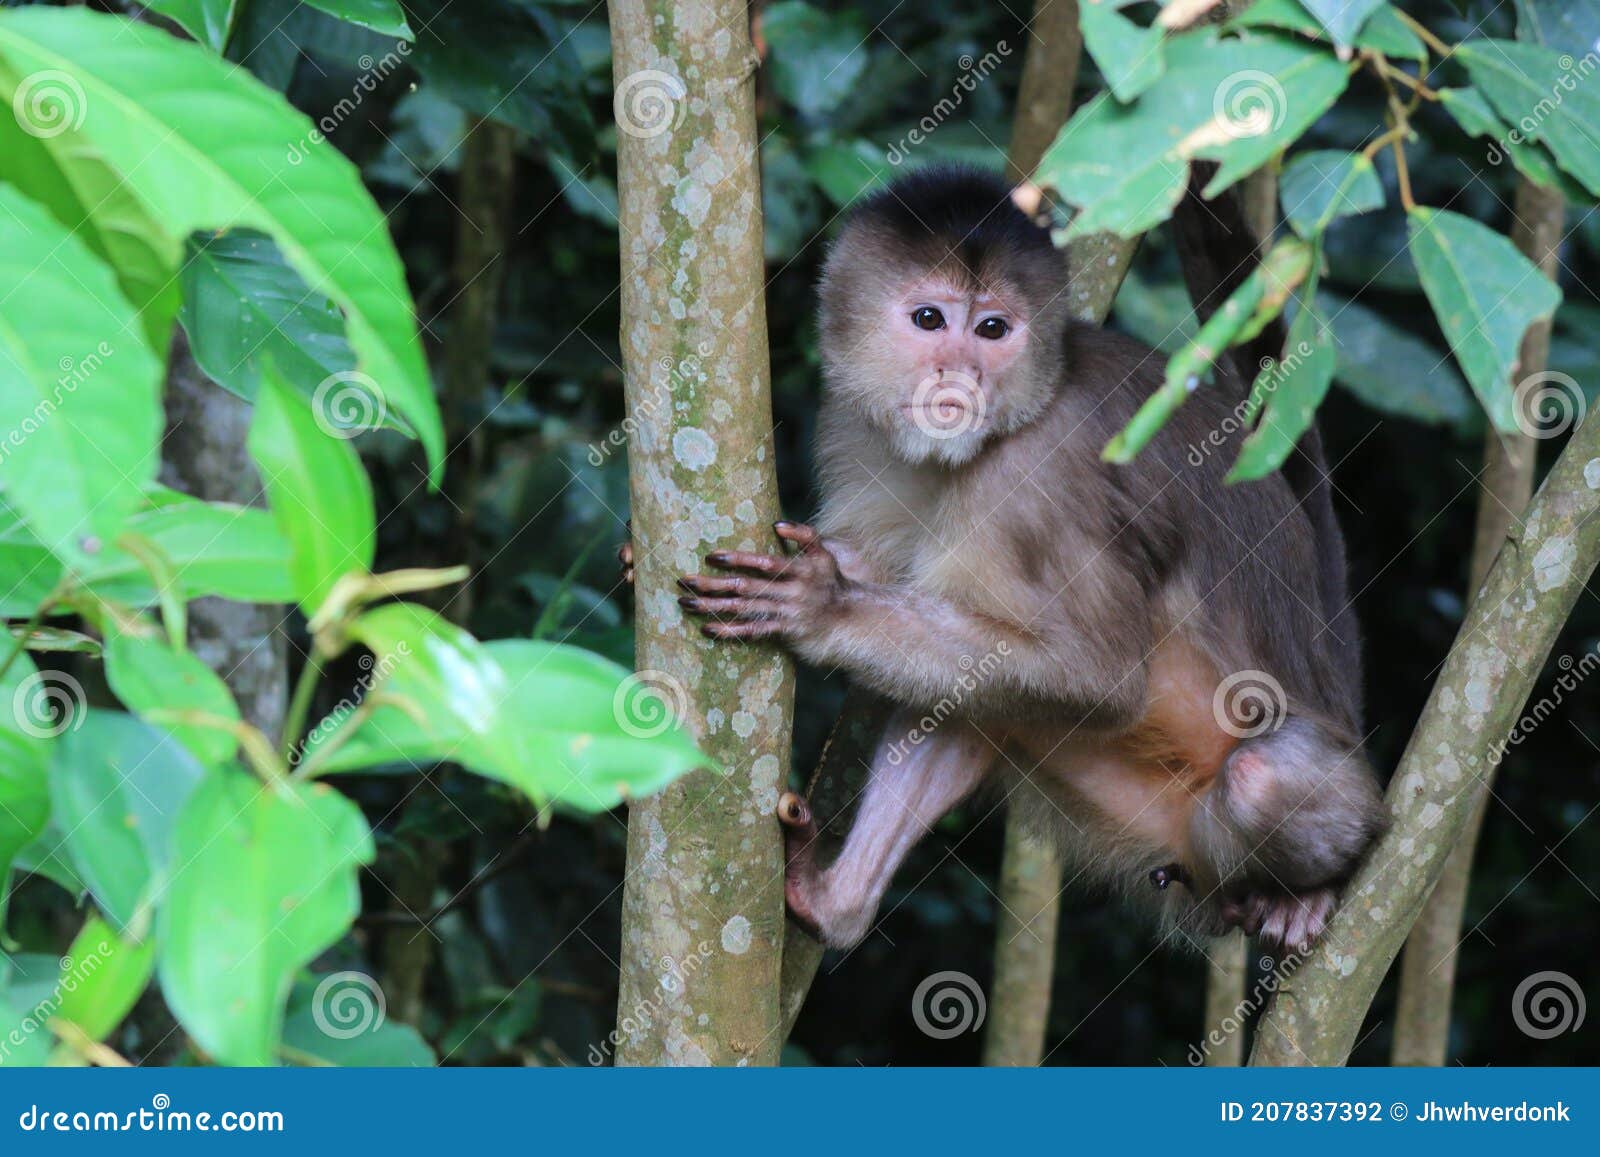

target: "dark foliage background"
[7,0,1595,1065]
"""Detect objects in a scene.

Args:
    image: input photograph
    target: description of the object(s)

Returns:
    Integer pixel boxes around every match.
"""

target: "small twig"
[1377,58,1440,101]
[49,1019,132,1068]
[1395,8,1453,61]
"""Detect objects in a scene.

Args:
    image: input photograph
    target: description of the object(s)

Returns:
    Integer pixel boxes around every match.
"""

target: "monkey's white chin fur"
[884,418,989,467]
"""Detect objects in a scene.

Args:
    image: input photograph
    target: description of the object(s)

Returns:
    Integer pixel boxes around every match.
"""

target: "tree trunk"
[983,0,1081,1069]
[1388,178,1563,1066]
[609,0,793,1066]
[1202,934,1250,1066]
[1252,396,1600,1064]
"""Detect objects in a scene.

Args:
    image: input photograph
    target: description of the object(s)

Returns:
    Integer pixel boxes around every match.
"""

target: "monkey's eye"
[910,306,945,331]
[975,317,1010,340]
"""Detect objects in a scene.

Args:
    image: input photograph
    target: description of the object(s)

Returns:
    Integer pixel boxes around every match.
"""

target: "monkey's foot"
[1221,887,1337,956]
[777,792,823,940]
[616,522,634,585]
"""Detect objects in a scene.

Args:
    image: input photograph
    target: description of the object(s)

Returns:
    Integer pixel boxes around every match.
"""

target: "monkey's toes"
[1247,889,1338,955]
[616,541,634,585]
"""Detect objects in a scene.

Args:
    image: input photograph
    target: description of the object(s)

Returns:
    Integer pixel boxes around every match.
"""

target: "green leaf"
[1320,290,1475,427]
[105,632,241,766]
[52,913,156,1043]
[399,0,592,158]
[303,610,707,812]
[0,654,51,913]
[0,6,445,479]
[281,975,435,1066]
[1408,206,1563,432]
[180,231,400,434]
[1279,149,1384,238]
[0,185,164,569]
[248,372,377,615]
[142,0,240,51]
[1298,0,1386,46]
[50,711,210,933]
[1459,41,1600,197]
[1514,0,1600,58]
[1081,0,1166,102]
[804,140,892,207]
[763,1,871,120]
[1229,264,1338,480]
[300,0,412,38]
[1439,86,1590,202]
[0,993,52,1066]
[1230,0,1425,60]
[1039,30,1350,239]
[159,772,373,1067]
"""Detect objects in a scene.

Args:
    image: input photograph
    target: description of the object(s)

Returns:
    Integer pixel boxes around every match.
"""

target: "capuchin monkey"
[626,166,1385,954]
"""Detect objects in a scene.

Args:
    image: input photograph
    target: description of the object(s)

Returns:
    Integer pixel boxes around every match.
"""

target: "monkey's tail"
[1171,165,1362,704]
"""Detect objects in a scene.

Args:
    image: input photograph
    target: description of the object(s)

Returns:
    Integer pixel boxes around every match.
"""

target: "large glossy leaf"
[1081,1,1165,102]
[1514,1,1600,58]
[762,1,871,121]
[399,0,591,159]
[49,711,210,933]
[143,0,240,50]
[0,185,164,570]
[303,612,707,812]
[0,654,51,907]
[0,7,445,478]
[248,373,377,615]
[1230,0,1425,59]
[1320,291,1475,428]
[53,913,156,1043]
[1409,207,1563,432]
[1459,41,1600,197]
[1298,0,1386,45]
[105,632,240,766]
[1279,149,1384,238]
[1039,30,1350,239]
[159,772,374,1067]
[301,0,411,38]
[1439,87,1589,202]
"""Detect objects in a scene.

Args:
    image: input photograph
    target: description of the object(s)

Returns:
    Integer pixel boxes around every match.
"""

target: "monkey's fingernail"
[707,552,729,565]
[678,596,701,611]
[774,520,794,532]
[677,577,697,592]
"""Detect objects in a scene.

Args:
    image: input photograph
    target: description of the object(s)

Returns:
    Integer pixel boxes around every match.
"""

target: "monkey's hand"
[1220,887,1338,956]
[678,521,846,642]
[616,522,634,586]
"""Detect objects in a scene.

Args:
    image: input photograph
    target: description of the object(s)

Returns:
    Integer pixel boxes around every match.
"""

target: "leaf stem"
[1395,9,1454,61]
[281,653,324,761]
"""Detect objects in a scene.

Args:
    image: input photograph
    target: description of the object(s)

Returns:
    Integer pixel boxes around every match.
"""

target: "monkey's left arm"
[679,522,1150,728]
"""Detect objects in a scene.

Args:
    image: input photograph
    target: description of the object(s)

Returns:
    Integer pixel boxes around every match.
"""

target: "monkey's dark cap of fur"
[845,164,1059,284]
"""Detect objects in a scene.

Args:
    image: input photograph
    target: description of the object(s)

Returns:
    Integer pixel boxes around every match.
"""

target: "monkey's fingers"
[705,549,792,577]
[773,520,823,552]
[678,574,794,600]
[617,541,634,586]
[698,618,785,641]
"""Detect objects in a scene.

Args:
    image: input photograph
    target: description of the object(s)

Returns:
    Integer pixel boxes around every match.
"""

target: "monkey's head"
[818,166,1071,467]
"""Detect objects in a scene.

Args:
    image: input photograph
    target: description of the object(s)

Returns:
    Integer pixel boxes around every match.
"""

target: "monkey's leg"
[778,713,996,948]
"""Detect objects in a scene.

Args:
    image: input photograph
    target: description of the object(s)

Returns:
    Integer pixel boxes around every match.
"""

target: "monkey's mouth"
[899,396,985,438]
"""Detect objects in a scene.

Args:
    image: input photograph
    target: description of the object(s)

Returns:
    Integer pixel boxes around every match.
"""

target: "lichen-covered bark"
[609,0,793,1066]
[1202,933,1249,1066]
[1389,178,1563,1066]
[1252,400,1600,1065]
[160,332,287,739]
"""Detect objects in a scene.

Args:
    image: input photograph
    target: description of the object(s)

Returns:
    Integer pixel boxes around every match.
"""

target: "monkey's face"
[819,268,1056,467]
